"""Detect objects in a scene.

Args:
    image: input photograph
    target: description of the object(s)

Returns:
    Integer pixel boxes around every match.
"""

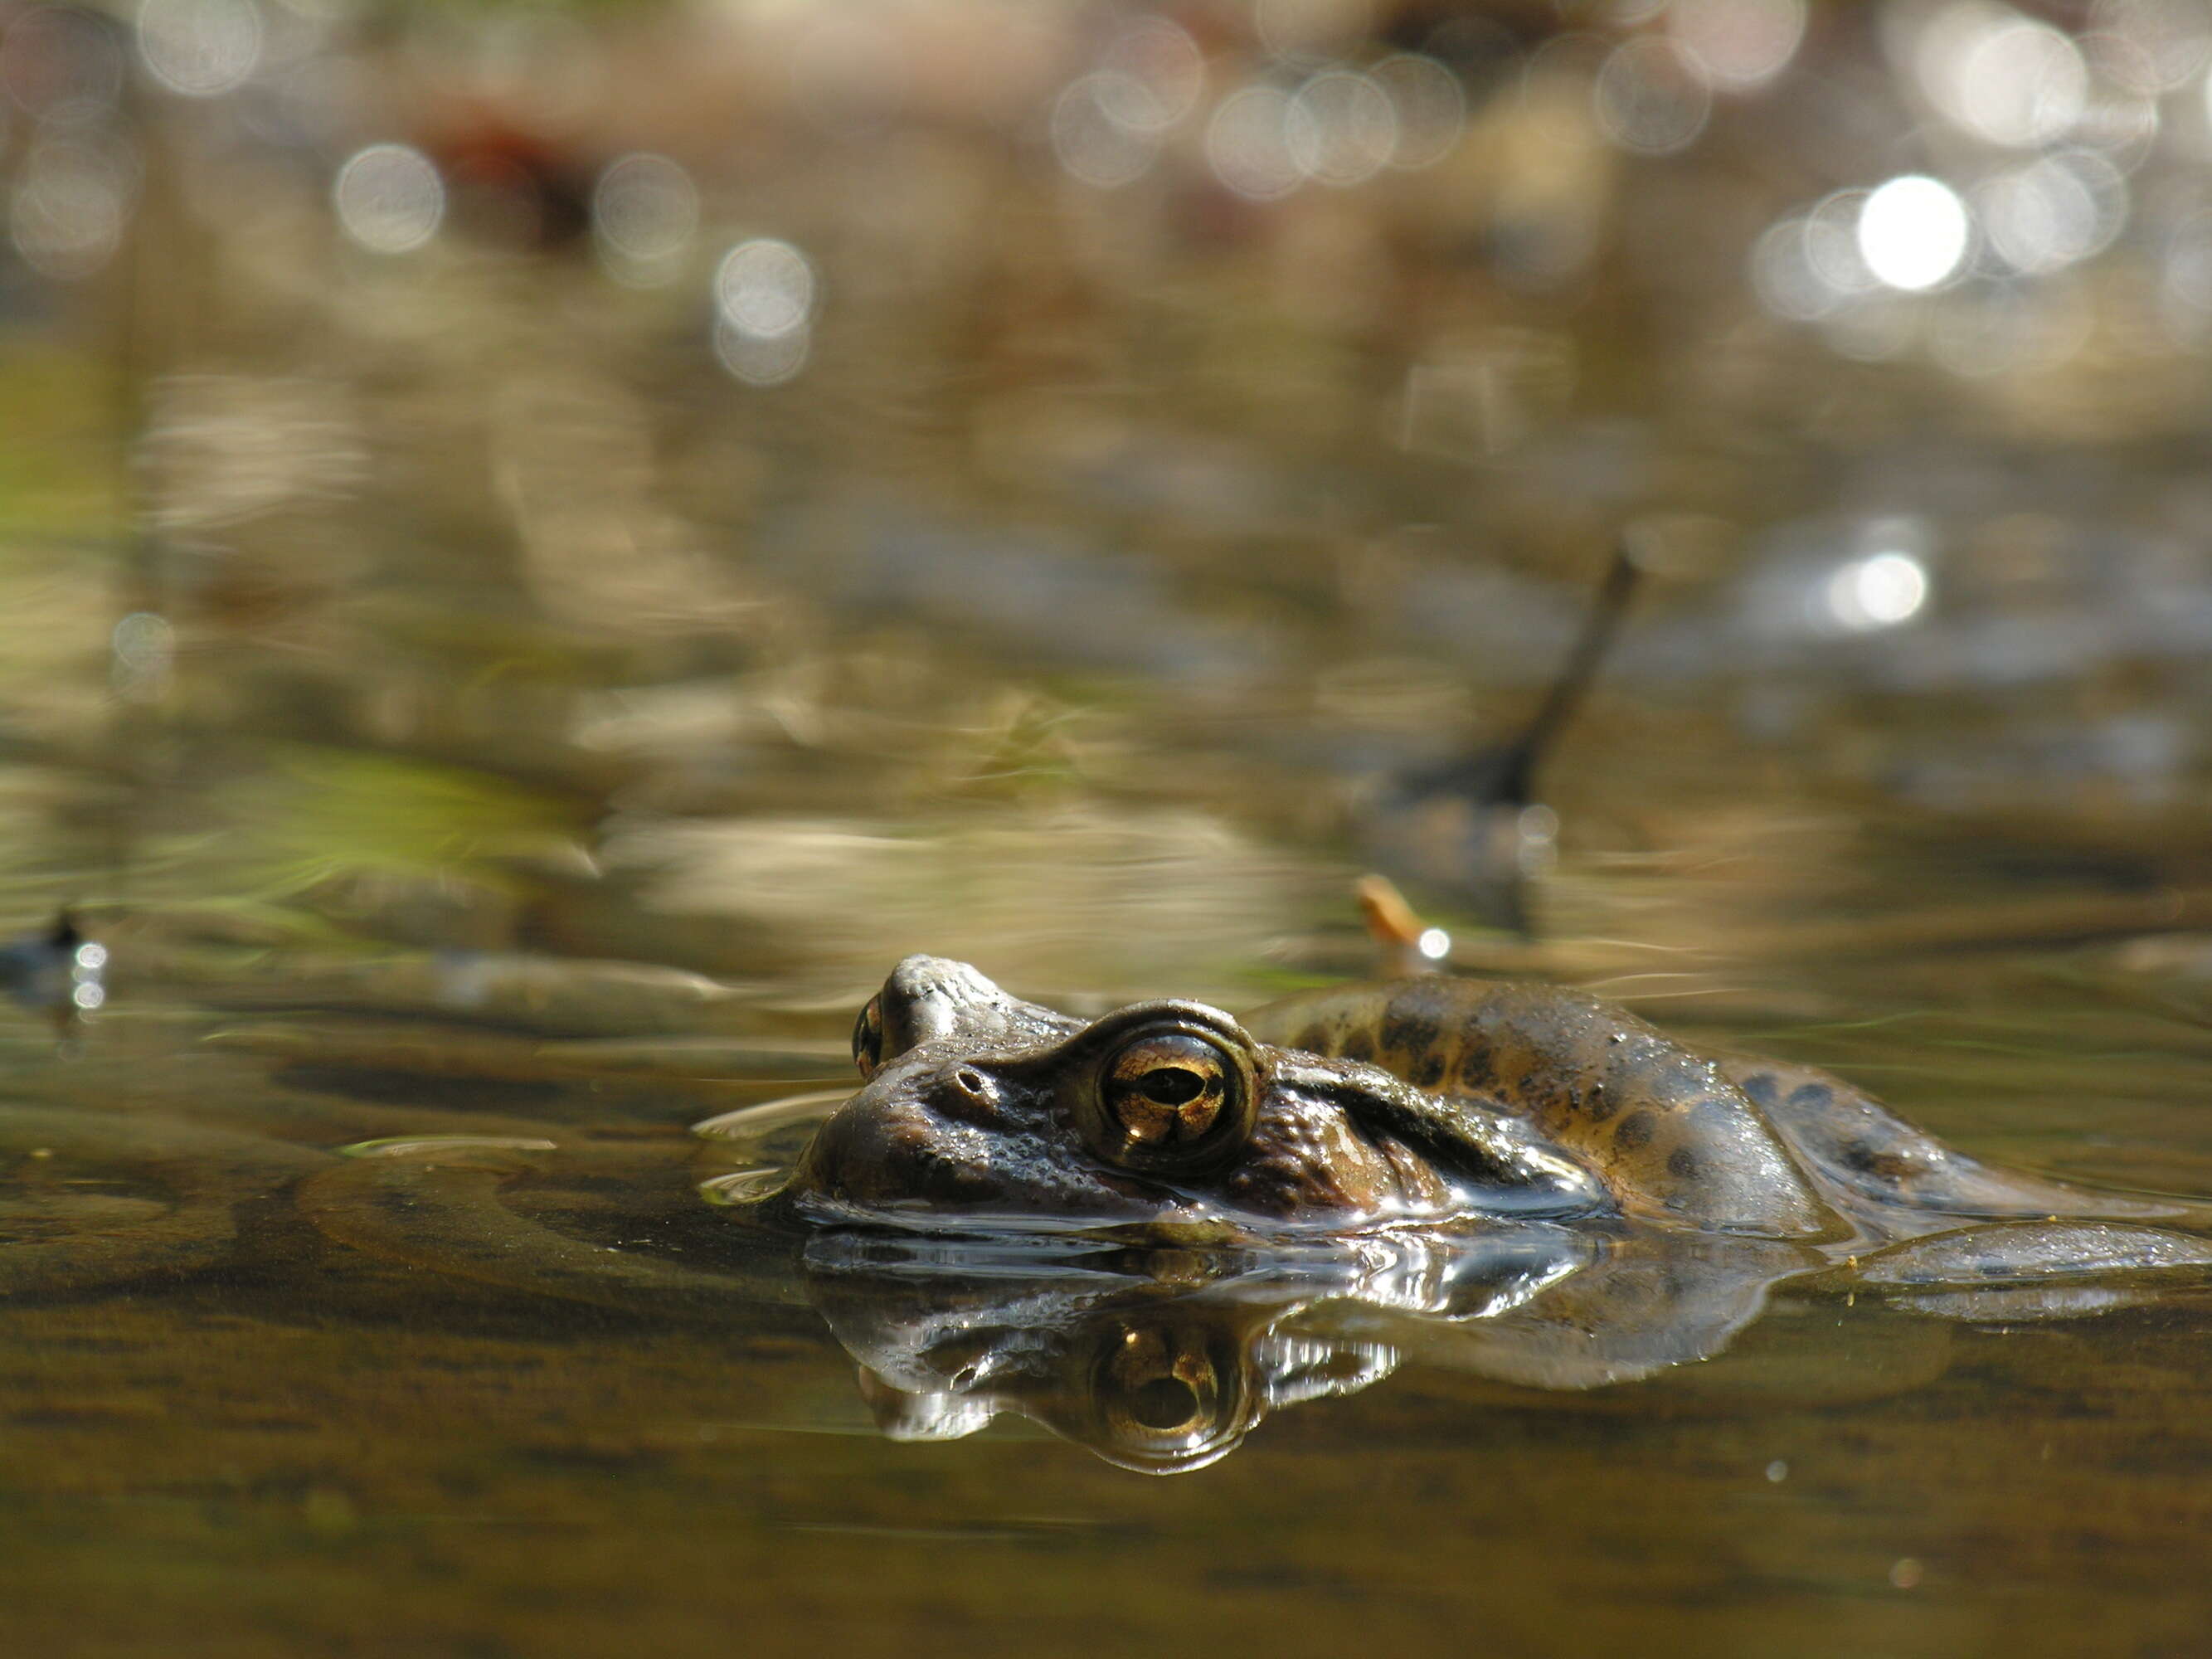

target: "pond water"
[2,2,2212,1654]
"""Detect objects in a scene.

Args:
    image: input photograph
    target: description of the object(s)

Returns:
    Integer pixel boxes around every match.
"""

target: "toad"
[772,956,2183,1244]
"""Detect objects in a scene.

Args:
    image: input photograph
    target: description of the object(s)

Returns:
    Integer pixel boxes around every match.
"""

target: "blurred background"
[6,0,2212,1052]
[7,7,2212,1655]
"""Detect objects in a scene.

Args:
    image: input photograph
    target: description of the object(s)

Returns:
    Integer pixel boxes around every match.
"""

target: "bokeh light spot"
[1286,70,1397,187]
[1099,18,1203,131]
[592,153,698,278]
[1371,54,1466,170]
[138,0,262,98]
[1668,0,1808,90]
[10,138,132,279]
[1206,85,1303,201]
[1594,37,1711,156]
[1051,72,1164,188]
[112,610,174,700]
[714,238,815,341]
[1977,152,2126,275]
[112,611,173,669]
[2093,0,2212,91]
[1751,216,1835,321]
[1918,7,2086,148]
[1826,552,1931,631]
[1858,175,1970,291]
[333,143,444,254]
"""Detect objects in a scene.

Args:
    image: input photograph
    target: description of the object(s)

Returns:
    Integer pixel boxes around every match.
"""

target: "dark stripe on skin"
[1378,982,1452,1071]
[1265,1053,1608,1216]
[1451,1037,1499,1097]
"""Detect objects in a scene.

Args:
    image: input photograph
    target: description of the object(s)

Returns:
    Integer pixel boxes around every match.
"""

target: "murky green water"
[4,3,2212,1654]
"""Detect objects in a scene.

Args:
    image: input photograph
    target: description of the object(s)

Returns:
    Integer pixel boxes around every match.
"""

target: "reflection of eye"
[1096,1325,1223,1443]
[1101,1034,1233,1152]
[852,995,883,1078]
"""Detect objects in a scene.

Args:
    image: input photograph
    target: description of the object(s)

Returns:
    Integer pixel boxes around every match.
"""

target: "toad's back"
[1245,977,1831,1236]
[1243,976,2180,1238]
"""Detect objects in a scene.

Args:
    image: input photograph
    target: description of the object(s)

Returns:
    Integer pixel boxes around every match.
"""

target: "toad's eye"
[853,995,884,1078]
[1101,1034,1238,1155]
[1063,1005,1260,1176]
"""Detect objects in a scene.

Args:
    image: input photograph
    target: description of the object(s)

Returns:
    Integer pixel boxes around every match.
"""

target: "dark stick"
[1478,538,1641,808]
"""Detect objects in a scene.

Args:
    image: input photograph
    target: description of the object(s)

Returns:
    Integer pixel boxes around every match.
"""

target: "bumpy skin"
[1246,979,1828,1236]
[785,956,2175,1240]
[1247,979,2184,1239]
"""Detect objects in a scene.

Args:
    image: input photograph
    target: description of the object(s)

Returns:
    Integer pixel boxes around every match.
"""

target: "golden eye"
[1101,1033,1232,1151]
[852,995,884,1078]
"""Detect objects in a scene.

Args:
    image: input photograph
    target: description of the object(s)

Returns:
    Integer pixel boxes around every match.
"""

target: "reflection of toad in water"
[800,1209,2212,1475]
[805,1225,1811,1474]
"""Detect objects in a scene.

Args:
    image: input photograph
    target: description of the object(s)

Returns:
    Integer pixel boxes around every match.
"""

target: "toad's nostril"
[931,1064,1001,1126]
